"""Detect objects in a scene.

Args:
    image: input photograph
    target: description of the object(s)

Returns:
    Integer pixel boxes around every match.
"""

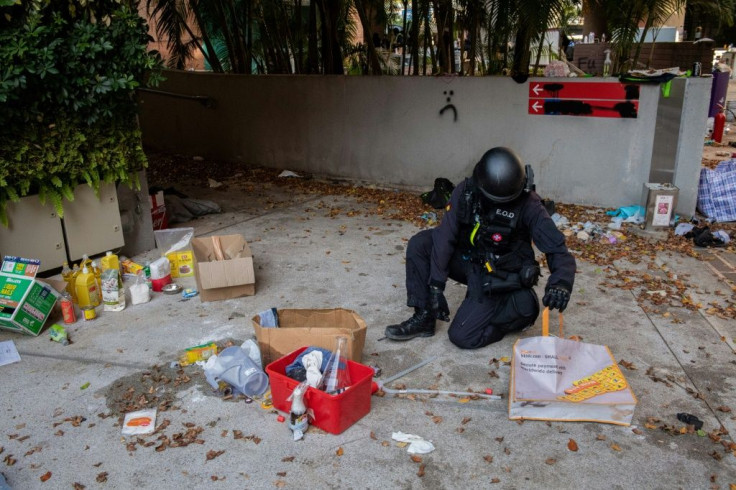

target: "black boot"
[385,308,435,340]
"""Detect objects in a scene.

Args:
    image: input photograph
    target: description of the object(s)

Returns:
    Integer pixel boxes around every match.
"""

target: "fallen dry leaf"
[417,463,425,477]
[206,450,225,461]
[410,455,422,463]
[618,359,636,370]
[483,455,493,463]
[370,431,377,440]
[275,480,287,488]
[545,458,556,465]
[462,417,472,425]
[717,406,732,413]
[276,472,287,477]
[73,484,85,490]
[632,428,643,435]
[336,447,344,456]
[96,472,108,483]
[381,441,390,447]
[40,471,51,482]
[610,443,622,452]
[568,439,578,451]
[491,478,501,483]
[281,456,295,462]
[432,416,443,424]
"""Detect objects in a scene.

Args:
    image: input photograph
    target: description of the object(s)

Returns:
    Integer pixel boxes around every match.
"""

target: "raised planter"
[0,183,125,273]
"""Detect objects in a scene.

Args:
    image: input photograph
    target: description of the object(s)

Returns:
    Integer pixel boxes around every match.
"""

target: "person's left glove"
[542,286,570,312]
[429,285,450,322]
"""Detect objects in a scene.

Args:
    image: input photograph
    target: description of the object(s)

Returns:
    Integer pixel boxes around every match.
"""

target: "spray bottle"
[287,382,309,441]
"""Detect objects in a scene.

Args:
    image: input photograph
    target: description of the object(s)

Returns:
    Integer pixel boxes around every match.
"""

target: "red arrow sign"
[528,82,639,101]
[528,98,639,118]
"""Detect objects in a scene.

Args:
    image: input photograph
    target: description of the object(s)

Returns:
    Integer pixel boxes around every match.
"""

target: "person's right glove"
[429,285,450,322]
[542,286,570,312]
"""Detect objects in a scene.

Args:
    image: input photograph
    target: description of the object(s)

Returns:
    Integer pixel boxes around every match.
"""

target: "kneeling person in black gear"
[385,147,576,348]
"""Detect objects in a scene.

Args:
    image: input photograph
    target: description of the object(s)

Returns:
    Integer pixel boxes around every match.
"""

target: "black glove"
[429,285,450,322]
[542,286,570,312]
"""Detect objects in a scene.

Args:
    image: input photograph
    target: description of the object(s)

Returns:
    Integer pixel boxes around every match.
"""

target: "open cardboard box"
[0,256,61,336]
[191,234,255,302]
[252,308,367,366]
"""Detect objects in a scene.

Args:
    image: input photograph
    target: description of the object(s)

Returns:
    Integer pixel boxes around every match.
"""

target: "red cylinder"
[714,111,726,143]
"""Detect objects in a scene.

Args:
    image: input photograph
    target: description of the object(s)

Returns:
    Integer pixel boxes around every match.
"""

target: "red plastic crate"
[266,347,373,434]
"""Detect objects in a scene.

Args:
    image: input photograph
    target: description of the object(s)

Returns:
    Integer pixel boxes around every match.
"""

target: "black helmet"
[472,147,526,203]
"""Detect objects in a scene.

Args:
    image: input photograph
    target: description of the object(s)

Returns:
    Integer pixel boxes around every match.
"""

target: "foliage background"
[0,0,163,224]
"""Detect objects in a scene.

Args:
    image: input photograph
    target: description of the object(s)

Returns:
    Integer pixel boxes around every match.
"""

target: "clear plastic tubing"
[380,384,502,400]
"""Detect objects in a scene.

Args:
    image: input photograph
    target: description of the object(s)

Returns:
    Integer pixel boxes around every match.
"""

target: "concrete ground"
[1,167,735,490]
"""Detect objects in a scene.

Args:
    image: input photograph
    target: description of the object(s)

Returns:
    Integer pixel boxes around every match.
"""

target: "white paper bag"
[509,309,637,426]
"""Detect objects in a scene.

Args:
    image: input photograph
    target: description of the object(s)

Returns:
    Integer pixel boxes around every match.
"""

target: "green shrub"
[0,1,163,225]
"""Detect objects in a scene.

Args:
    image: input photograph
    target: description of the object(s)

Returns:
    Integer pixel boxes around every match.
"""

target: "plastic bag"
[130,271,150,305]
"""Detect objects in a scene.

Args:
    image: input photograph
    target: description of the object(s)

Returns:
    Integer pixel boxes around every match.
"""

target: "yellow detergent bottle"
[101,251,120,275]
[61,261,74,298]
[75,265,101,308]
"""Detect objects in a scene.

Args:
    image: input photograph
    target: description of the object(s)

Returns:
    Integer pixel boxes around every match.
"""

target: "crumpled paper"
[391,432,435,454]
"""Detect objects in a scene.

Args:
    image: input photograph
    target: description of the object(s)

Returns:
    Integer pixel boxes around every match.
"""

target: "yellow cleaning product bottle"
[101,251,120,274]
[75,265,101,308]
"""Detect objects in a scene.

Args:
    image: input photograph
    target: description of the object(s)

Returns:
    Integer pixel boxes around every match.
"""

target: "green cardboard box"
[0,256,60,336]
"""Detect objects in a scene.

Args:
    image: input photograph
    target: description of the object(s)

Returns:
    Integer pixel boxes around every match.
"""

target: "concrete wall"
[139,71,711,215]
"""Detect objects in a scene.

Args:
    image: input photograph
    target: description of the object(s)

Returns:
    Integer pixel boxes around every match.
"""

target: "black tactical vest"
[457,178,531,268]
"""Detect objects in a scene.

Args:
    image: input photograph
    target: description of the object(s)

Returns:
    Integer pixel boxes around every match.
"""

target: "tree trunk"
[411,0,419,75]
[354,0,383,75]
[307,0,319,74]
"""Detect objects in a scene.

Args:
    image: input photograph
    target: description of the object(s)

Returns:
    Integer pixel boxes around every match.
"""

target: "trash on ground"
[287,381,309,441]
[208,178,224,188]
[257,307,279,327]
[122,409,157,435]
[685,225,729,247]
[164,194,221,224]
[49,324,70,345]
[182,288,199,299]
[204,344,269,397]
[0,340,21,367]
[179,342,218,367]
[606,205,646,223]
[391,432,436,454]
[252,308,366,366]
[130,272,151,305]
[154,228,195,278]
[698,159,736,222]
[191,234,256,302]
[278,170,302,178]
[676,412,704,430]
[0,256,60,336]
[162,283,183,295]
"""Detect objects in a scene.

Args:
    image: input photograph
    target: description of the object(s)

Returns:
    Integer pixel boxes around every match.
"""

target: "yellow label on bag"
[167,251,194,278]
[557,364,628,402]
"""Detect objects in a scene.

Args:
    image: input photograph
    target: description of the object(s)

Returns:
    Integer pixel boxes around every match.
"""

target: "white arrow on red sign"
[531,101,542,113]
[532,84,543,96]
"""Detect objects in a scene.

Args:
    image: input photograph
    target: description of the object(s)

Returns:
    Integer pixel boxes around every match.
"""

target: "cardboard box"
[0,256,60,336]
[191,234,255,302]
[266,346,373,434]
[252,308,367,366]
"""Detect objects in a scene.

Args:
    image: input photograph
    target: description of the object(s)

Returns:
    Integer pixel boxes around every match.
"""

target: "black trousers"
[405,229,539,349]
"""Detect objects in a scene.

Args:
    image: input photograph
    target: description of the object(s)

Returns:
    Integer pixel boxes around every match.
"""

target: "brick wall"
[573,42,714,76]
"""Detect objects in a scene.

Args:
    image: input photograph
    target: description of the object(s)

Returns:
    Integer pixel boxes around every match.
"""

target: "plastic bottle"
[100,251,120,275]
[288,382,309,441]
[91,259,102,294]
[61,261,74,298]
[70,264,80,304]
[603,49,612,77]
[75,265,101,308]
[319,336,352,394]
